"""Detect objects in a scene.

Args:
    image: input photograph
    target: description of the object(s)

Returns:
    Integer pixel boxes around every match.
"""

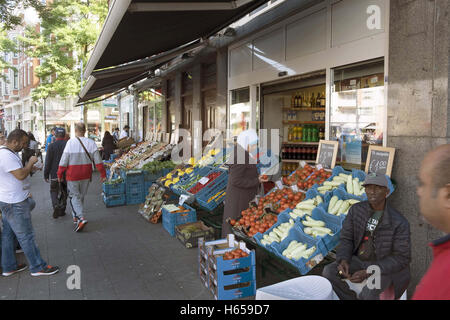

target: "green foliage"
[19,0,108,101]
[0,30,18,80]
[0,0,46,30]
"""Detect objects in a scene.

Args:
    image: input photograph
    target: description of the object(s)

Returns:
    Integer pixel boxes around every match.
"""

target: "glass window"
[330,60,386,169]
[230,87,251,137]
[13,70,18,89]
[330,59,385,170]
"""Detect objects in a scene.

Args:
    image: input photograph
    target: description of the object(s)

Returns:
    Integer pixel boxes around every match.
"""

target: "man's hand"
[45,178,49,183]
[337,260,350,278]
[349,270,369,283]
[29,156,38,165]
[57,177,62,183]
[100,176,106,183]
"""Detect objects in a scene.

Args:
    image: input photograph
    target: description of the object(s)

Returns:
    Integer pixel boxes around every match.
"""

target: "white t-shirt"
[119,130,129,139]
[0,148,30,204]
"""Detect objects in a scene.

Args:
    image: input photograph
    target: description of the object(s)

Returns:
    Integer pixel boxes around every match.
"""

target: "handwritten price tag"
[300,161,307,168]
[291,185,299,193]
[316,164,323,170]
[199,177,210,185]
[275,180,283,190]
[179,194,189,206]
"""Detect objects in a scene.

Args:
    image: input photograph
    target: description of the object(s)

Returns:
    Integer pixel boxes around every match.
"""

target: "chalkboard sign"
[365,146,395,177]
[316,140,339,169]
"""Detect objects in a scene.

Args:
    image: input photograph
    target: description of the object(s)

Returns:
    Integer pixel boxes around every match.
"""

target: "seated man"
[322,173,411,300]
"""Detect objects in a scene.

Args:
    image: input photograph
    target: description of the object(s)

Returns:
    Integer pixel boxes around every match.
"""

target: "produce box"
[209,279,256,300]
[117,137,136,149]
[103,193,126,208]
[175,221,214,248]
[126,190,146,205]
[162,203,197,237]
[271,224,327,275]
[102,179,125,196]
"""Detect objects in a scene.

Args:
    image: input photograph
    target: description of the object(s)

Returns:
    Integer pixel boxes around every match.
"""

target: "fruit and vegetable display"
[103,176,123,185]
[158,165,194,188]
[302,216,334,237]
[142,160,176,174]
[289,195,323,219]
[187,171,222,195]
[229,205,278,238]
[138,184,170,223]
[327,196,360,216]
[259,219,295,246]
[317,172,365,195]
[281,164,332,191]
[282,241,317,261]
[222,248,249,260]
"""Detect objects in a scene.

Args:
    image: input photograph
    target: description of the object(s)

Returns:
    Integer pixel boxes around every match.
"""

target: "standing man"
[119,125,130,139]
[112,128,120,143]
[322,173,411,300]
[45,127,56,152]
[413,144,450,299]
[58,123,106,232]
[44,127,68,219]
[0,129,59,276]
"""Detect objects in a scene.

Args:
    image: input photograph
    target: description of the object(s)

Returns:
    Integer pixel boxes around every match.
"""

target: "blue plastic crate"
[120,169,144,184]
[270,224,328,275]
[171,166,216,196]
[126,190,146,205]
[210,279,256,300]
[143,170,164,182]
[102,181,125,196]
[298,206,343,252]
[126,180,146,195]
[110,153,118,161]
[254,211,292,253]
[103,193,126,207]
[162,203,197,237]
[195,169,228,211]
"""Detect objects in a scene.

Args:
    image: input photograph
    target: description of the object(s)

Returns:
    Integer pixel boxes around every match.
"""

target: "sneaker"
[75,219,88,232]
[31,265,59,277]
[15,248,24,254]
[2,264,28,277]
[73,217,79,225]
[59,210,66,217]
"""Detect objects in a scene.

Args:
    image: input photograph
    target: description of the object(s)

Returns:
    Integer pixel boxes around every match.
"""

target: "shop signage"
[365,145,395,177]
[104,115,118,120]
[316,140,339,169]
[102,98,118,107]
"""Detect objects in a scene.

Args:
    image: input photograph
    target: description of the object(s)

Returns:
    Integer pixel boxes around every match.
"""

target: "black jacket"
[336,201,411,299]
[44,138,67,180]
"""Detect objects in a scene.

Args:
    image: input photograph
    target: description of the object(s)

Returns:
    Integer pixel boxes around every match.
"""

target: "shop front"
[227,0,388,174]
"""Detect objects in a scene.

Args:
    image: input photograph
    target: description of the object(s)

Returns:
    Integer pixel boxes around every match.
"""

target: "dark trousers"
[322,256,393,300]
[50,180,68,213]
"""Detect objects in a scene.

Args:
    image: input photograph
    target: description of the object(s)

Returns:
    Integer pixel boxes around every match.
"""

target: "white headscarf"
[237,129,258,152]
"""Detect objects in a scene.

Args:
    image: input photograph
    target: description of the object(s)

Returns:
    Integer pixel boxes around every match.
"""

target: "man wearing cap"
[44,127,68,219]
[322,172,411,300]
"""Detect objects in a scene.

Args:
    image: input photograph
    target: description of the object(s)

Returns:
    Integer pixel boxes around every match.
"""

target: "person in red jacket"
[414,144,450,300]
[57,123,106,232]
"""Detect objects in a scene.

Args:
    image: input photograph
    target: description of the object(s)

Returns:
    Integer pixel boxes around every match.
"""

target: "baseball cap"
[362,172,389,188]
[55,127,66,136]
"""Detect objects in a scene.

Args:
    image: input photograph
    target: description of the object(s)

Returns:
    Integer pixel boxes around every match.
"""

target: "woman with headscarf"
[102,131,117,161]
[221,130,268,237]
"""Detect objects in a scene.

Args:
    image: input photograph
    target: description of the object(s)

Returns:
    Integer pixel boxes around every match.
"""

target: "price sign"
[291,185,299,193]
[316,164,323,170]
[275,180,283,190]
[179,194,189,206]
[199,177,210,185]
[316,140,339,169]
[365,146,395,177]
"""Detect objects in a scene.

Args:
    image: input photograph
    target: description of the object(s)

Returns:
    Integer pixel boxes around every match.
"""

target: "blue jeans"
[0,198,47,273]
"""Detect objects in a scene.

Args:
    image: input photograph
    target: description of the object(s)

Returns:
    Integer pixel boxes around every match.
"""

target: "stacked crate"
[198,235,256,300]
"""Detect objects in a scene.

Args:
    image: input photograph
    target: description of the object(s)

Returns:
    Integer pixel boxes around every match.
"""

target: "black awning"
[86,0,269,74]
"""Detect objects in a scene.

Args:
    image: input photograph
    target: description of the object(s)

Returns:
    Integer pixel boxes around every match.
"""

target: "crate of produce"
[171,166,216,196]
[270,223,328,275]
[162,203,197,237]
[120,169,144,185]
[195,171,228,211]
[103,193,126,208]
[175,221,215,249]
[102,179,125,196]
[297,206,343,252]
[206,240,256,300]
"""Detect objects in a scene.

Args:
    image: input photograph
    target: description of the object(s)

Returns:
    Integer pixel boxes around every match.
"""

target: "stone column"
[387,0,450,297]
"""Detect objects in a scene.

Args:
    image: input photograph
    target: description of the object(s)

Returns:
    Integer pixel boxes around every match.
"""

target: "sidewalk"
[0,171,213,300]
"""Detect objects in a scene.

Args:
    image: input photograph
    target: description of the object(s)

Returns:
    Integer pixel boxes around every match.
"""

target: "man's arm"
[336,205,357,264]
[44,145,53,180]
[92,143,106,180]
[57,143,70,180]
[10,156,37,181]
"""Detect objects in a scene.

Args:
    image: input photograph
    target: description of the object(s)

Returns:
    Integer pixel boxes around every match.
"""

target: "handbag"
[76,137,97,182]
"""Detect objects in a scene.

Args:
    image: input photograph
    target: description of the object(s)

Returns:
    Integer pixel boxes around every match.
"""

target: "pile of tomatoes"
[230,208,277,238]
[282,165,332,191]
[262,188,306,213]
[222,249,249,260]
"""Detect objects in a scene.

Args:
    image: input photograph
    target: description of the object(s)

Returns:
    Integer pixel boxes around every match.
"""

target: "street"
[0,170,213,300]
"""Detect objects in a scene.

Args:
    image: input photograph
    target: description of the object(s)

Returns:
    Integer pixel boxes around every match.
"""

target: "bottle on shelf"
[320,91,326,107]
[319,126,325,140]
[310,93,315,109]
[313,125,319,142]
[291,94,295,108]
[316,93,322,108]
[288,126,292,142]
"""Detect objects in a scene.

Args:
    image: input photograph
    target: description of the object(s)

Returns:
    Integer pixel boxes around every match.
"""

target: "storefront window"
[330,59,385,170]
[230,87,251,137]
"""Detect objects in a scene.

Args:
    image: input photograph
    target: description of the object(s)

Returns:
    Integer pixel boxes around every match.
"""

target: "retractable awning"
[78,39,205,104]
[84,0,270,79]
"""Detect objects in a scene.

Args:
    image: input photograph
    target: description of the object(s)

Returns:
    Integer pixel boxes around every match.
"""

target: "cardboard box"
[361,73,384,88]
[117,137,136,149]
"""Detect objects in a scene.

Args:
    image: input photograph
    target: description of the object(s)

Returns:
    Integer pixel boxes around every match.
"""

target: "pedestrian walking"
[322,173,411,300]
[44,128,68,219]
[0,129,59,277]
[101,131,116,161]
[413,144,450,300]
[221,130,268,237]
[57,123,106,232]
[45,128,56,152]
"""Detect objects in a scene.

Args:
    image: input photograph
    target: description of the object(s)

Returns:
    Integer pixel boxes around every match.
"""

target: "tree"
[0,29,18,80]
[20,0,108,124]
[0,0,46,30]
